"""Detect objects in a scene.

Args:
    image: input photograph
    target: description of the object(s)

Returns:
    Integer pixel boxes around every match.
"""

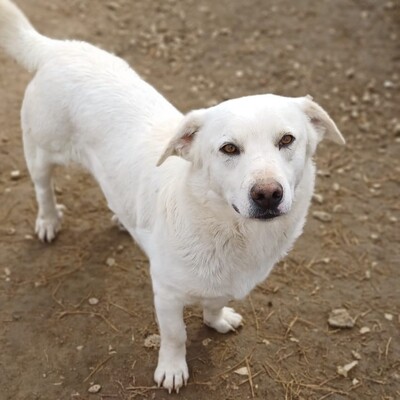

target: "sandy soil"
[0,1,399,399]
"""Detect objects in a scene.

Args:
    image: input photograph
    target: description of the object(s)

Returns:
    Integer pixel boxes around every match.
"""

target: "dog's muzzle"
[249,180,283,216]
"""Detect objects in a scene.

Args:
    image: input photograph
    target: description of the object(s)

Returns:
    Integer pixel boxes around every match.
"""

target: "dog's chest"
[171,221,290,299]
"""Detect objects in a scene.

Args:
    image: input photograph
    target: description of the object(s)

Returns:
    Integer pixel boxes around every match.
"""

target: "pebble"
[106,257,115,267]
[370,233,379,241]
[328,308,355,328]
[352,350,362,360]
[359,326,370,334]
[88,384,101,394]
[384,313,393,321]
[76,345,84,351]
[4,267,11,276]
[337,360,358,377]
[352,378,360,386]
[312,193,324,204]
[313,211,332,222]
[383,80,395,88]
[332,182,340,192]
[106,2,120,11]
[345,68,355,79]
[202,338,212,346]
[234,367,249,376]
[88,297,99,305]
[144,334,161,349]
[10,170,21,180]
[317,170,331,177]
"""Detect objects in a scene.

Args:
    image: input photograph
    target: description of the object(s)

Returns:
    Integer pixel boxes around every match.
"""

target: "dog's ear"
[298,95,345,145]
[157,109,205,166]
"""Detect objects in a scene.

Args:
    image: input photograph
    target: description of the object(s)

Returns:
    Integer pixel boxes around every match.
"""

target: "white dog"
[0,0,344,392]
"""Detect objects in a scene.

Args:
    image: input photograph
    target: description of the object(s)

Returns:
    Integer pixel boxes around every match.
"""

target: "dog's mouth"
[232,204,283,220]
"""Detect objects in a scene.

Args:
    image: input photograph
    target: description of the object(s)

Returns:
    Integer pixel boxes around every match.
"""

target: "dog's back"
[0,0,182,240]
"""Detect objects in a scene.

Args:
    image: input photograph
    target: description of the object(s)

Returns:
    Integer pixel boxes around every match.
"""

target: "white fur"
[0,0,344,393]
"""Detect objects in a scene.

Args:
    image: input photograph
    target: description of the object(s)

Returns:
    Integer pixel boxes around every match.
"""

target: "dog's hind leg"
[23,132,64,242]
[203,299,243,333]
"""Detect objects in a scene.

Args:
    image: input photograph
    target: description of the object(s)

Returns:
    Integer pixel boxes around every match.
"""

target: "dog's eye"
[220,143,240,155]
[279,134,295,149]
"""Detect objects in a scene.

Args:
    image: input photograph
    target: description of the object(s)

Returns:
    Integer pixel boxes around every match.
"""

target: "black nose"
[250,181,283,211]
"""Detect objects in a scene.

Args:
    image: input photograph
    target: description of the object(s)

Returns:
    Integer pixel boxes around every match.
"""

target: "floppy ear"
[157,109,205,166]
[299,95,345,145]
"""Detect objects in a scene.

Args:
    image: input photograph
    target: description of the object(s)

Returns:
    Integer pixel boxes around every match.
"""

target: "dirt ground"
[0,0,399,399]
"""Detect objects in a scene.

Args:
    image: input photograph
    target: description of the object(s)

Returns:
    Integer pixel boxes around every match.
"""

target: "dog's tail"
[0,0,57,72]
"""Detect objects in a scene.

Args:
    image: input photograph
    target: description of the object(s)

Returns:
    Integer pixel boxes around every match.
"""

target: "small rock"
[12,311,22,321]
[88,384,101,394]
[337,360,358,377]
[352,350,362,360]
[76,345,84,351]
[88,297,99,305]
[383,80,395,88]
[332,182,340,191]
[144,334,160,349]
[352,378,360,385]
[359,326,370,334]
[108,344,116,354]
[313,211,332,222]
[234,367,249,376]
[262,339,271,346]
[24,234,34,240]
[312,193,324,204]
[384,313,393,321]
[317,170,331,177]
[345,68,355,79]
[106,257,115,267]
[10,170,21,180]
[333,204,343,213]
[202,338,212,347]
[370,233,379,241]
[328,308,355,328]
[4,267,11,276]
[106,2,120,11]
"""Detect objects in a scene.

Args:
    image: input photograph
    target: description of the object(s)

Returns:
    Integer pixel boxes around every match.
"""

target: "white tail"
[0,0,56,72]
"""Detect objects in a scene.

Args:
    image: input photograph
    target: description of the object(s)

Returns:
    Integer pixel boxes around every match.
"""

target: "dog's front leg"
[153,291,188,393]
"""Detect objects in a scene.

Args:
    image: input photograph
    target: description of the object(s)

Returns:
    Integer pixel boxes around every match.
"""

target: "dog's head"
[158,95,344,220]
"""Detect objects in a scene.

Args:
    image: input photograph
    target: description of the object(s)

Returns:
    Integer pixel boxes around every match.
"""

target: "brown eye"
[220,143,240,155]
[279,134,295,149]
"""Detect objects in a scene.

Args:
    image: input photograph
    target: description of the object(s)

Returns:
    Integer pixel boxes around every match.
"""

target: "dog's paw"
[111,214,127,232]
[35,204,65,243]
[154,358,189,393]
[204,306,243,333]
